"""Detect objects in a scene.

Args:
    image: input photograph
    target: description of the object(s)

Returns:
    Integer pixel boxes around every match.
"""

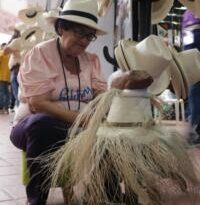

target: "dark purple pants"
[10,113,69,205]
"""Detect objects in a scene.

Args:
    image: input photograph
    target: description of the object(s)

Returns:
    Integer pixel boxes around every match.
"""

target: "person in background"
[4,29,21,107]
[0,43,10,114]
[182,9,200,145]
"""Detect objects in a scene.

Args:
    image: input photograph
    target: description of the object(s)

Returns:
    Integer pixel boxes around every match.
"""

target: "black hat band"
[61,10,98,23]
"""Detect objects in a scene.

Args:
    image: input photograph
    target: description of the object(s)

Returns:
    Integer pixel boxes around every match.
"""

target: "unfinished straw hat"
[18,5,44,25]
[46,0,107,35]
[178,0,200,18]
[151,0,174,24]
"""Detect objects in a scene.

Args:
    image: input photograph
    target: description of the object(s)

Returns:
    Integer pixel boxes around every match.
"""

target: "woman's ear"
[57,27,63,36]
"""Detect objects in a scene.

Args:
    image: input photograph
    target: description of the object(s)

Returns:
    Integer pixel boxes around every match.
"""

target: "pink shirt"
[15,38,106,124]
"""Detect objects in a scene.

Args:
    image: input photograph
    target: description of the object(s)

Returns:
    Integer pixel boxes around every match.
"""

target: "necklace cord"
[56,38,81,111]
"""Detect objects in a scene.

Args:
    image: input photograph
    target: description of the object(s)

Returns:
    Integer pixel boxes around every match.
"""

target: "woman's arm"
[28,93,79,123]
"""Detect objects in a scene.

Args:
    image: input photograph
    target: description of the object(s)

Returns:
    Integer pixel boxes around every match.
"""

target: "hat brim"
[169,46,189,99]
[151,0,174,24]
[46,15,107,35]
[178,0,200,18]
[18,6,43,24]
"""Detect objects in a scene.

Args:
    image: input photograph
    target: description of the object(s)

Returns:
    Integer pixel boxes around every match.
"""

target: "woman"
[9,0,107,204]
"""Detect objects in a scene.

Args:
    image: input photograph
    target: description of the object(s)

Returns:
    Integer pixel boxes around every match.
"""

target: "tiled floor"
[0,113,65,205]
[1,113,200,205]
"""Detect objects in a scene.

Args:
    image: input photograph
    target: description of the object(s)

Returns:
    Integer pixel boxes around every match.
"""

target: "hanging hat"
[178,0,200,18]
[97,0,113,17]
[18,5,44,25]
[114,35,173,95]
[169,46,200,99]
[20,26,44,50]
[151,0,174,24]
[46,0,107,35]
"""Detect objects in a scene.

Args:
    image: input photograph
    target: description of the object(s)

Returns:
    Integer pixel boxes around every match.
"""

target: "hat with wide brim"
[169,46,200,99]
[178,0,200,18]
[151,0,174,24]
[97,0,113,17]
[20,26,44,50]
[18,5,44,25]
[115,35,172,95]
[46,0,107,35]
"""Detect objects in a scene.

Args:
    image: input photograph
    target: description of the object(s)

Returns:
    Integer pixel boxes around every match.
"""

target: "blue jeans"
[10,66,19,106]
[188,82,200,126]
[0,81,10,109]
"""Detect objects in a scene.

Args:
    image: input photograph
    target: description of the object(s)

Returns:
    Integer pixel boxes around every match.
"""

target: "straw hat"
[18,5,44,25]
[97,0,113,17]
[169,46,200,99]
[114,35,172,95]
[46,0,106,35]
[151,0,174,24]
[178,0,200,18]
[20,26,44,50]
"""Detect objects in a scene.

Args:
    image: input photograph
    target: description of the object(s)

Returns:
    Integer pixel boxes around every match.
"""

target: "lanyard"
[56,38,81,111]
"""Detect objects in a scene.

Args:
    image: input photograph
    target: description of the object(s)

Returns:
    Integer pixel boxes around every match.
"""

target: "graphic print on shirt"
[59,86,93,102]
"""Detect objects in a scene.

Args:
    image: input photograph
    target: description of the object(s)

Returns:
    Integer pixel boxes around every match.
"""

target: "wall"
[87,4,115,80]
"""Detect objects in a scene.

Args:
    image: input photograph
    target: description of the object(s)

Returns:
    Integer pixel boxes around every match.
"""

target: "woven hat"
[151,0,174,24]
[114,35,172,95]
[46,0,106,35]
[97,0,113,17]
[18,5,44,25]
[169,46,200,99]
[178,0,200,18]
[20,26,44,50]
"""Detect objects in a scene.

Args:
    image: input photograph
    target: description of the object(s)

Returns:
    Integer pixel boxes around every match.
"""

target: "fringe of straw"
[41,89,199,205]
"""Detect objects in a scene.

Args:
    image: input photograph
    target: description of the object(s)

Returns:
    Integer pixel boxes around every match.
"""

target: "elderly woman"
[9,0,108,204]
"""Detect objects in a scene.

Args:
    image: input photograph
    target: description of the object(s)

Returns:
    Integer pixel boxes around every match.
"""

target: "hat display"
[46,0,107,35]
[169,46,200,99]
[114,35,172,95]
[151,0,174,24]
[178,0,200,18]
[18,5,44,25]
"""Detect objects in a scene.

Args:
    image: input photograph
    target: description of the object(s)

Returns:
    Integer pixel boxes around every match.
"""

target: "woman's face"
[59,25,97,56]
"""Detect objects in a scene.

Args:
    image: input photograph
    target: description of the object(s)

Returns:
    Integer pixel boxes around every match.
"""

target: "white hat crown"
[46,0,106,35]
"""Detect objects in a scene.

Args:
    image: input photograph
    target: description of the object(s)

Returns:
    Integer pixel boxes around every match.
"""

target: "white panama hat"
[178,0,200,18]
[169,46,200,99]
[114,35,172,95]
[18,5,44,25]
[46,0,107,35]
[151,0,174,24]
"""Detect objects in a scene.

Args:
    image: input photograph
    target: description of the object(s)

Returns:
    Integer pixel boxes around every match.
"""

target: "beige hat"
[20,26,44,50]
[169,46,200,99]
[97,0,113,17]
[46,0,106,35]
[18,5,44,25]
[178,0,200,18]
[151,0,174,24]
[115,35,172,95]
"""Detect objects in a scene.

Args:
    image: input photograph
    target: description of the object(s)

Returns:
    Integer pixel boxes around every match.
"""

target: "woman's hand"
[111,70,153,90]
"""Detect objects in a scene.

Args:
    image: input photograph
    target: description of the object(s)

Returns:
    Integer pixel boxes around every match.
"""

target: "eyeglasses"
[72,28,97,42]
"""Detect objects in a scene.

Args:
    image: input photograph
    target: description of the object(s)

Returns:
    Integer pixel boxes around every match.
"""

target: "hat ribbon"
[61,10,98,23]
